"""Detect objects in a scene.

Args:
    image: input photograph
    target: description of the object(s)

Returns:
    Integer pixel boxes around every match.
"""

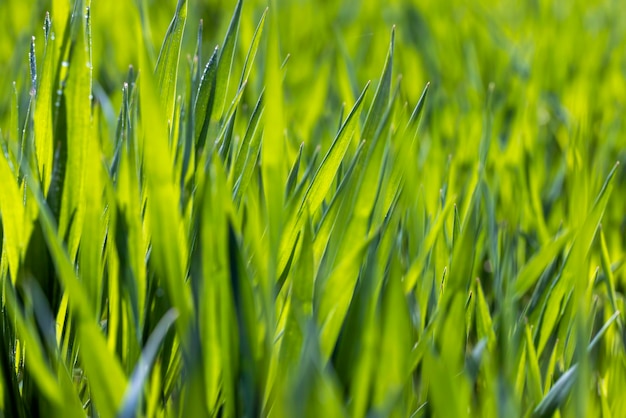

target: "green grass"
[1,0,626,416]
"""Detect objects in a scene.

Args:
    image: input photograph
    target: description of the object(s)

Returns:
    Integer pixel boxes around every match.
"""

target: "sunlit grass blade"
[0,145,24,281]
[58,1,91,259]
[214,0,242,119]
[239,7,267,87]
[316,230,378,360]
[33,13,55,193]
[194,45,218,152]
[21,159,128,418]
[285,143,303,199]
[525,323,544,403]
[301,81,369,214]
[280,213,314,369]
[361,26,394,144]
[134,1,193,342]
[533,311,620,417]
[405,81,430,135]
[514,231,572,297]
[232,89,264,203]
[373,268,412,410]
[261,5,286,302]
[154,0,187,125]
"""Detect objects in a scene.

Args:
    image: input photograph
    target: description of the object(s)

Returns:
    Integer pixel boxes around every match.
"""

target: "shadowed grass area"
[1,0,626,416]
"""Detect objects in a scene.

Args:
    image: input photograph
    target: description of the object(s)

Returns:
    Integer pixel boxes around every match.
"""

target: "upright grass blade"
[0,146,24,281]
[214,0,243,120]
[232,90,264,203]
[33,13,55,193]
[194,45,219,152]
[280,213,314,370]
[361,27,395,145]
[261,6,286,315]
[58,0,92,259]
[155,0,187,125]
[373,269,412,408]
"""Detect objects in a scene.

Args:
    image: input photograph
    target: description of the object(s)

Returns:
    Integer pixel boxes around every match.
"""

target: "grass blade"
[154,0,187,125]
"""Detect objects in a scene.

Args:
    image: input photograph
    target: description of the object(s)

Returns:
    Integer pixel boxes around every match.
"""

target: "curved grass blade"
[118,309,178,418]
[2,281,62,406]
[514,231,572,297]
[285,143,303,199]
[532,311,620,417]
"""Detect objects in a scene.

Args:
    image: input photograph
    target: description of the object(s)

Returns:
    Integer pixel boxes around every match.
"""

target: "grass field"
[1,0,626,416]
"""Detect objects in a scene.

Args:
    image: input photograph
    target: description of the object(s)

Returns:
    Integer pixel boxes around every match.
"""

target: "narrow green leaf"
[525,324,544,403]
[285,143,303,199]
[316,230,378,360]
[194,45,219,151]
[214,0,243,119]
[0,148,24,281]
[475,278,496,351]
[514,231,572,297]
[154,0,187,125]
[239,7,267,87]
[405,81,430,135]
[533,311,620,417]
[33,21,56,193]
[135,4,193,339]
[301,81,370,214]
[280,214,314,370]
[2,281,62,405]
[361,27,395,144]
[58,3,92,259]
[232,90,264,204]
[373,271,412,407]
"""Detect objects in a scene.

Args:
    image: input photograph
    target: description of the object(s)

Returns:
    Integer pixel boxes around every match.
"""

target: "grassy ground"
[1,0,626,416]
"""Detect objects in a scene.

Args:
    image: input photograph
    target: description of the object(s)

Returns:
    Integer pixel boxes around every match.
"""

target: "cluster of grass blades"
[1,0,626,416]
